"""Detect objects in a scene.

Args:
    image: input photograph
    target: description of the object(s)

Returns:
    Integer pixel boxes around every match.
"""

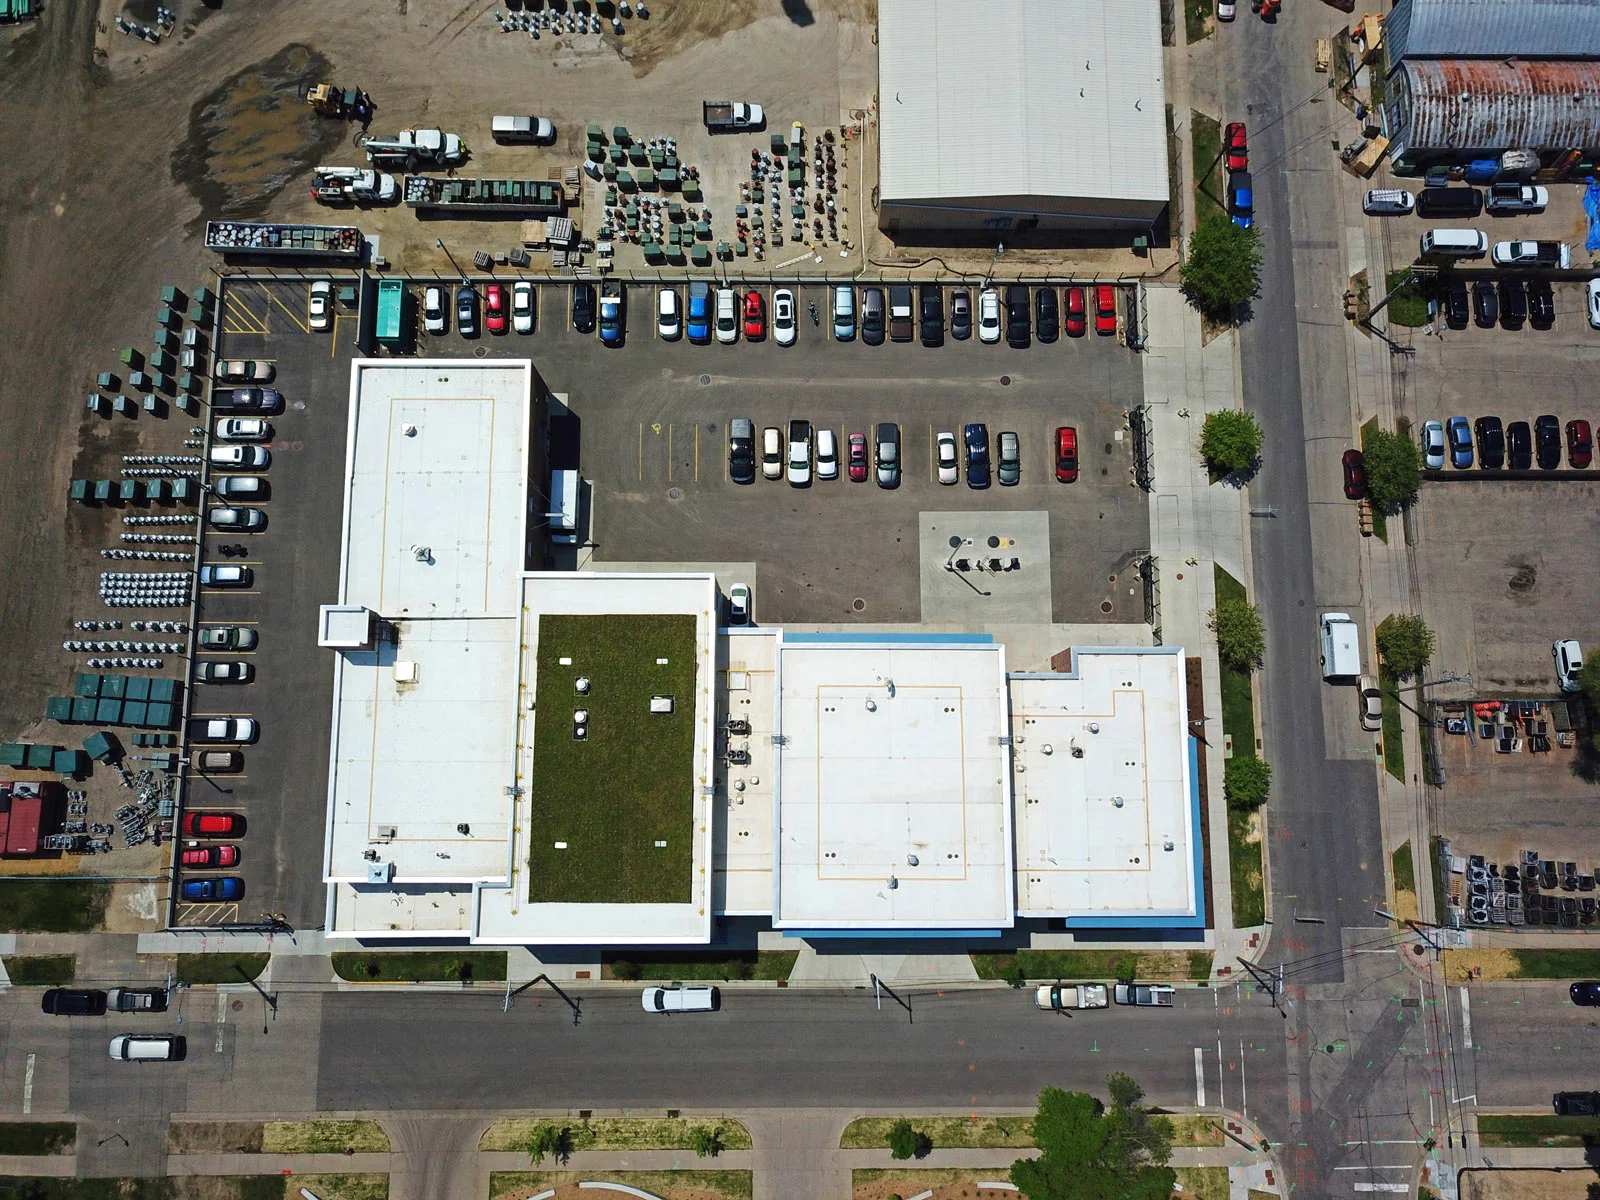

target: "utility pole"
[502,973,582,1025]
[870,973,913,1023]
[1236,957,1288,1019]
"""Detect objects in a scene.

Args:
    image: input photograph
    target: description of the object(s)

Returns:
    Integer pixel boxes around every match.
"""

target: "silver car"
[1420,420,1445,471]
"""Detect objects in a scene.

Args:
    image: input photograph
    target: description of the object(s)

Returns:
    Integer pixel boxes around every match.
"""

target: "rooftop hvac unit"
[367,861,394,884]
[377,826,397,840]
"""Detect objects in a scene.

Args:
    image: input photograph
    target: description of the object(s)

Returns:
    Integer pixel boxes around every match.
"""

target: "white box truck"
[548,469,580,545]
[1320,612,1361,681]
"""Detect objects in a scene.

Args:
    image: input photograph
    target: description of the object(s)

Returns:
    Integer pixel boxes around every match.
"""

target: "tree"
[1200,410,1263,477]
[1011,1079,1175,1200]
[689,1126,725,1158]
[1181,211,1264,316]
[1363,427,1423,513]
[1579,648,1600,709]
[1224,756,1272,811]
[526,1123,573,1165]
[886,1119,931,1160]
[1209,593,1266,671]
[1376,613,1435,679]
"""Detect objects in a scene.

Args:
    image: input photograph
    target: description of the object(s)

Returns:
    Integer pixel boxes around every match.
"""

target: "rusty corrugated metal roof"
[1398,58,1600,149]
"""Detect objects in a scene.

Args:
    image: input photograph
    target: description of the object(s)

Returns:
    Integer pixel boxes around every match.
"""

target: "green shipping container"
[71,697,97,723]
[148,678,177,703]
[25,744,56,769]
[122,701,149,727]
[46,697,72,722]
[146,702,174,729]
[0,744,24,767]
[126,676,151,702]
[95,699,122,724]
[100,674,127,699]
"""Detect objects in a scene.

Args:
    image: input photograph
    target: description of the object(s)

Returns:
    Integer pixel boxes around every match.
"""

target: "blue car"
[181,877,243,902]
[964,423,991,490]
[1447,415,1473,469]
[686,282,711,344]
[598,285,625,347]
[1228,171,1254,229]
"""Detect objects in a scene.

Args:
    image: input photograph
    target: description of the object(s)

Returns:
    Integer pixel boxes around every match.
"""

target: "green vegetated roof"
[527,613,699,904]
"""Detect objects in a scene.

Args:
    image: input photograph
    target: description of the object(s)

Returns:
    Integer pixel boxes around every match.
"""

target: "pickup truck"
[1035,983,1109,1011]
[1491,240,1570,269]
[1113,983,1175,1007]
[703,100,764,132]
[1485,183,1548,214]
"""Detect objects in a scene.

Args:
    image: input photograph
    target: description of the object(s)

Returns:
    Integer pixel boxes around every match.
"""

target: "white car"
[772,287,796,346]
[715,287,739,344]
[198,564,251,588]
[189,716,258,743]
[657,287,681,340]
[1491,240,1570,269]
[216,418,271,442]
[213,475,265,500]
[762,426,783,480]
[786,419,813,487]
[1362,189,1415,216]
[936,431,959,484]
[1485,183,1549,213]
[1420,420,1445,471]
[641,984,719,1013]
[1358,674,1383,732]
[727,583,751,626]
[209,445,269,470]
[207,507,266,531]
[1217,0,1235,18]
[512,281,535,334]
[1588,279,1600,330]
[423,285,446,335]
[195,660,255,685]
[977,288,1001,343]
[308,281,331,331]
[1554,639,1584,692]
[815,428,838,480]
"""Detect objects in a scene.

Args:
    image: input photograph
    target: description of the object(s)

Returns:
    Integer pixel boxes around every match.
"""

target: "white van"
[1320,612,1362,681]
[1419,228,1488,258]
[109,1034,184,1061]
[641,984,720,1013]
[548,469,580,545]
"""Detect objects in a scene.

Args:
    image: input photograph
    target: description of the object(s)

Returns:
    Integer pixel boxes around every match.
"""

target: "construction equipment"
[304,83,373,121]
[362,129,467,170]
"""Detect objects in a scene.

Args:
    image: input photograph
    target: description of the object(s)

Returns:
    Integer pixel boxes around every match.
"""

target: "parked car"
[1471,279,1498,328]
[1227,171,1254,228]
[108,987,169,1013]
[216,417,271,442]
[109,1034,186,1061]
[1535,414,1561,469]
[214,361,275,384]
[190,750,242,773]
[786,419,813,487]
[210,444,269,471]
[1485,183,1549,214]
[1554,1091,1600,1116]
[728,417,755,485]
[1035,983,1109,1011]
[570,282,595,333]
[181,845,240,869]
[1065,287,1087,337]
[1475,416,1505,469]
[182,811,243,837]
[1569,981,1600,1006]
[815,428,839,480]
[207,507,265,532]
[726,584,751,627]
[743,290,765,340]
[198,564,252,587]
[861,286,886,346]
[641,984,719,1013]
[1034,287,1058,343]
[1446,415,1473,469]
[950,288,972,340]
[1499,277,1527,329]
[41,989,107,1016]
[1362,188,1415,216]
[213,387,282,415]
[484,283,507,334]
[687,281,711,343]
[1443,279,1469,330]
[187,717,257,744]
[1492,240,1570,269]
[997,431,1021,486]
[964,423,991,489]
[1567,419,1593,469]
[1554,639,1585,693]
[512,281,535,334]
[598,284,625,346]
[194,660,254,685]
[772,288,796,346]
[213,475,265,500]
[716,287,739,344]
[199,626,257,651]
[1341,448,1367,499]
[1420,420,1446,471]
[1528,279,1555,329]
[455,284,478,336]
[920,283,945,347]
[1358,675,1382,732]
[1113,983,1174,1007]
[1093,285,1118,335]
[935,431,959,485]
[1056,426,1079,483]
[179,878,242,903]
[1507,420,1532,470]
[1005,286,1030,348]
[1224,121,1248,172]
[1588,278,1600,330]
[847,432,869,482]
[1217,0,1235,19]
[423,285,446,335]
[833,284,856,341]
[977,288,1001,344]
[308,281,331,331]
[875,422,901,489]
[887,285,914,342]
[761,426,783,481]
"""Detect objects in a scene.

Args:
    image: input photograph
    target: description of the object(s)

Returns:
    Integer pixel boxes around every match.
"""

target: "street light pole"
[435,237,468,283]
[984,240,1006,286]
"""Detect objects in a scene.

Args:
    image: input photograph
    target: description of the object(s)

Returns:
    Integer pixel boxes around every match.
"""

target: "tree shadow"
[780,0,815,25]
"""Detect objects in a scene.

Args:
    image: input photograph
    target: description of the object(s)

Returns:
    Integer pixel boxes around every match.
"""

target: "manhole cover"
[999,375,1011,386]
[231,999,244,1012]
[852,598,866,612]
[987,536,1000,548]
[1508,563,1537,592]
[1100,600,1114,614]
[473,346,490,358]
[667,487,682,501]
[949,535,963,549]
[699,374,711,385]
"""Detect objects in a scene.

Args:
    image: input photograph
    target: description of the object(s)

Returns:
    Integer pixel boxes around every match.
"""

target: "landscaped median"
[479,1117,752,1154]
[2,956,76,986]
[970,950,1212,985]
[1475,1113,1600,1147]
[490,1172,751,1200]
[331,952,507,984]
[601,952,798,983]
[170,1119,390,1154]
[176,953,268,985]
[0,1122,76,1155]
[841,1116,1033,1150]
[853,1169,1022,1200]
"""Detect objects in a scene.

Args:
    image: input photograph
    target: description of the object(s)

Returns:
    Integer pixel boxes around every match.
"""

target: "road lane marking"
[1459,986,1472,1048]
[1193,1046,1205,1106]
[215,987,228,1052]
[23,1054,34,1113]
[1336,1167,1413,1171]
[1239,1037,1248,1114]
[1352,1186,1409,1192]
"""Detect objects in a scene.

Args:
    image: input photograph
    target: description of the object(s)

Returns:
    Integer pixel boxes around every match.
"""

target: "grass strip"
[490,1172,750,1200]
[1385,269,1431,329]
[840,1116,1033,1150]
[603,951,798,982]
[1188,952,1214,981]
[0,1182,173,1199]
[1360,417,1388,541]
[1171,1116,1224,1147]
[480,1117,752,1153]
[1428,836,1448,925]
[261,1121,389,1154]
[0,880,110,933]
[1476,1113,1600,1147]
[1508,949,1600,979]
[4,956,75,985]
[1176,1165,1230,1200]
[0,1123,76,1155]
[176,953,268,985]
[1185,0,1211,43]
[1191,111,1224,217]
[1228,808,1266,928]
[1380,672,1405,780]
[330,952,506,983]
[1392,842,1415,894]
[1213,567,1257,754]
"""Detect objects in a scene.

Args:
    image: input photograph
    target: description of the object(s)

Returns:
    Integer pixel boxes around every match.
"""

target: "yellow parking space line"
[221,292,269,337]
[331,312,352,355]
[260,283,311,335]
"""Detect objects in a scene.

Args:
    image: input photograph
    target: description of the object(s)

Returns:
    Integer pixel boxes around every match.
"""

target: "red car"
[1567,419,1592,469]
[743,290,765,340]
[1064,287,1087,337]
[847,432,868,482]
[1225,122,1248,173]
[1342,448,1367,500]
[485,284,507,334]
[182,812,242,837]
[1055,426,1078,483]
[181,845,240,869]
[1093,285,1117,335]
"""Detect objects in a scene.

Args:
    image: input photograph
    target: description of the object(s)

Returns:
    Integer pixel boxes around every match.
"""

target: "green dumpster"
[788,166,802,186]
[101,674,126,700]
[612,125,629,144]
[0,745,25,767]
[193,286,212,307]
[641,240,662,260]
[156,306,176,328]
[637,168,656,190]
[153,327,176,352]
[771,132,786,153]
[46,697,72,722]
[96,372,116,389]
[628,145,647,166]
[691,244,711,267]
[69,479,89,504]
[602,163,618,181]
[149,349,172,373]
[187,302,206,323]
[587,140,603,162]
[53,749,86,776]
[609,144,625,165]
[586,123,604,142]
[24,744,56,769]
[178,372,197,394]
[668,201,684,220]
[666,245,686,265]
[93,480,113,503]
[128,371,148,390]
[696,220,712,239]
[84,731,120,763]
[649,148,665,169]
[682,184,702,203]
[119,480,140,503]
[119,347,142,369]
[660,168,679,189]
[71,697,97,724]
[338,285,357,307]
[716,240,731,260]
[735,240,748,257]
[160,285,180,305]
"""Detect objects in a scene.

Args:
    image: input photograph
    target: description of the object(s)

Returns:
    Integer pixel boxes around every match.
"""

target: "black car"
[1035,287,1059,343]
[1443,279,1469,330]
[1529,278,1555,329]
[1498,278,1526,329]
[1506,420,1532,470]
[1005,286,1030,348]
[861,286,886,346]
[963,422,991,489]
[1535,414,1561,469]
[728,417,755,485]
[1471,279,1498,328]
[1474,415,1505,469]
[455,284,478,337]
[1570,981,1600,1006]
[571,282,595,333]
[1554,1091,1600,1116]
[919,283,944,347]
[41,988,107,1016]
[214,387,283,414]
[950,288,972,340]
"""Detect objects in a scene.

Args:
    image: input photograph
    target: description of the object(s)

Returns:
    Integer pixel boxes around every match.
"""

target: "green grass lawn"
[841,1116,1034,1149]
[0,880,109,933]
[0,1123,76,1155]
[3,956,75,985]
[1191,111,1224,218]
[1385,269,1431,329]
[1176,1165,1230,1200]
[528,613,699,904]
[1380,671,1405,781]
[603,951,798,982]
[1213,567,1258,755]
[1392,842,1416,894]
[0,1181,172,1200]
[176,953,268,985]
[1360,417,1388,540]
[1476,1113,1600,1147]
[971,950,1205,982]
[1428,836,1448,927]
[1214,566,1266,928]
[1508,949,1600,978]
[1228,808,1266,927]
[330,952,506,983]
[1184,0,1212,43]
[481,1117,753,1153]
